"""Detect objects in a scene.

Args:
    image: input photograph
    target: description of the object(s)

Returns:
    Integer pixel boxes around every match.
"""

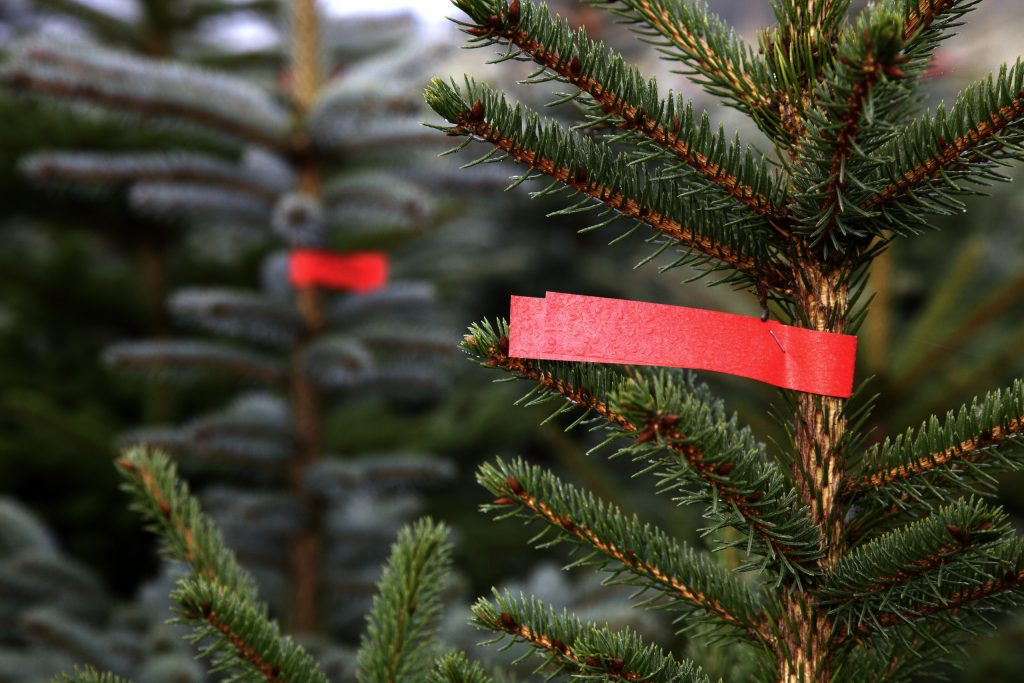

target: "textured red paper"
[508,292,857,398]
[289,249,388,292]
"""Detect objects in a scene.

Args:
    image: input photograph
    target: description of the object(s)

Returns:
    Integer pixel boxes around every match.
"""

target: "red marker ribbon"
[289,249,388,292]
[509,292,857,398]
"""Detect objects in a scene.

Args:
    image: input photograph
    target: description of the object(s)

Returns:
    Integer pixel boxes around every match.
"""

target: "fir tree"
[0,0,286,589]
[2,0,477,675]
[421,0,1024,680]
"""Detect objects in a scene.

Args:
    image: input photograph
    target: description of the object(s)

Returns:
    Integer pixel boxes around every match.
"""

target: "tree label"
[509,292,857,397]
[289,249,388,292]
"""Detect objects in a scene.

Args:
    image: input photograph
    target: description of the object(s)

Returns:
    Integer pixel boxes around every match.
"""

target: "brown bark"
[288,286,324,634]
[775,590,833,683]
[285,0,326,634]
[793,266,848,564]
[776,263,849,681]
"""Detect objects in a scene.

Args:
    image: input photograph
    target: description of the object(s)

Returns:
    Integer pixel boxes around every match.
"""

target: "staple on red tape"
[289,249,388,292]
[508,292,857,398]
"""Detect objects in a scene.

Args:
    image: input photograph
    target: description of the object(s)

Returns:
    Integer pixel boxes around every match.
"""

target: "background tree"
[0,0,512,678]
[0,0,279,591]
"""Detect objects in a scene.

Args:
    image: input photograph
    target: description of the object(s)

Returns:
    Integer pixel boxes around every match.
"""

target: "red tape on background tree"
[509,292,857,398]
[289,249,388,292]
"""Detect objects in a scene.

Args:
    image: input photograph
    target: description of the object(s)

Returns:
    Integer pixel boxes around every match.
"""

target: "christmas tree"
[0,0,284,594]
[422,0,1024,680]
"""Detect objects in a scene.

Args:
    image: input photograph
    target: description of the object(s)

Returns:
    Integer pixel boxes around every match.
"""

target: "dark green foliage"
[850,379,1024,509]
[6,0,1024,681]
[116,448,259,601]
[462,318,821,579]
[6,0,475,657]
[357,519,453,683]
[821,499,1011,623]
[424,77,784,288]
[790,5,911,249]
[104,340,285,385]
[53,669,131,683]
[429,652,493,683]
[850,536,1024,642]
[580,0,775,136]
[896,0,981,69]
[110,448,457,683]
[471,591,711,683]
[868,61,1024,232]
[450,0,781,213]
[117,448,328,683]
[477,456,765,637]
[174,577,329,683]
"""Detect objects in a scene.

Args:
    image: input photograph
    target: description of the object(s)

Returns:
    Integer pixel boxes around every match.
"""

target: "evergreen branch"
[129,182,272,222]
[463,321,633,431]
[2,40,289,151]
[771,0,849,40]
[20,151,284,203]
[429,652,493,683]
[472,591,710,683]
[819,499,1009,614]
[119,449,328,681]
[900,0,976,43]
[450,0,783,222]
[327,282,438,327]
[837,631,965,683]
[424,78,789,290]
[104,340,286,385]
[841,537,1024,640]
[847,379,1024,501]
[792,7,908,248]
[478,456,767,640]
[324,174,436,228]
[116,447,259,600]
[175,395,295,473]
[761,1,849,123]
[862,62,1024,220]
[349,324,460,356]
[889,0,980,107]
[29,0,139,46]
[174,577,329,683]
[4,69,286,150]
[357,518,453,683]
[462,319,822,579]
[169,288,303,349]
[303,337,375,386]
[53,669,132,683]
[181,0,280,26]
[305,455,454,498]
[581,0,776,136]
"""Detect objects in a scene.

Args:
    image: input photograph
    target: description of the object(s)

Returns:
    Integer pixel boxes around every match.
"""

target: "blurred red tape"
[289,249,388,292]
[509,292,857,398]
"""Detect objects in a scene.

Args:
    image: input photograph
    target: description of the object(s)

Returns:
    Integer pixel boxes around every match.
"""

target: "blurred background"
[1,0,1023,681]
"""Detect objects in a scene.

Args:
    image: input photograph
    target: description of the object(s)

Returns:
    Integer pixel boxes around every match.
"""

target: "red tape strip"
[508,292,857,398]
[289,249,388,292]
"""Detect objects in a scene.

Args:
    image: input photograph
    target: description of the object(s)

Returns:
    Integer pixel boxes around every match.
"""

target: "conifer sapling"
[424,0,1024,680]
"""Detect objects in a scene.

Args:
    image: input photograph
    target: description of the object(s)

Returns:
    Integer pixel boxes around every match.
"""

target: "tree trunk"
[777,264,850,681]
[286,0,325,634]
